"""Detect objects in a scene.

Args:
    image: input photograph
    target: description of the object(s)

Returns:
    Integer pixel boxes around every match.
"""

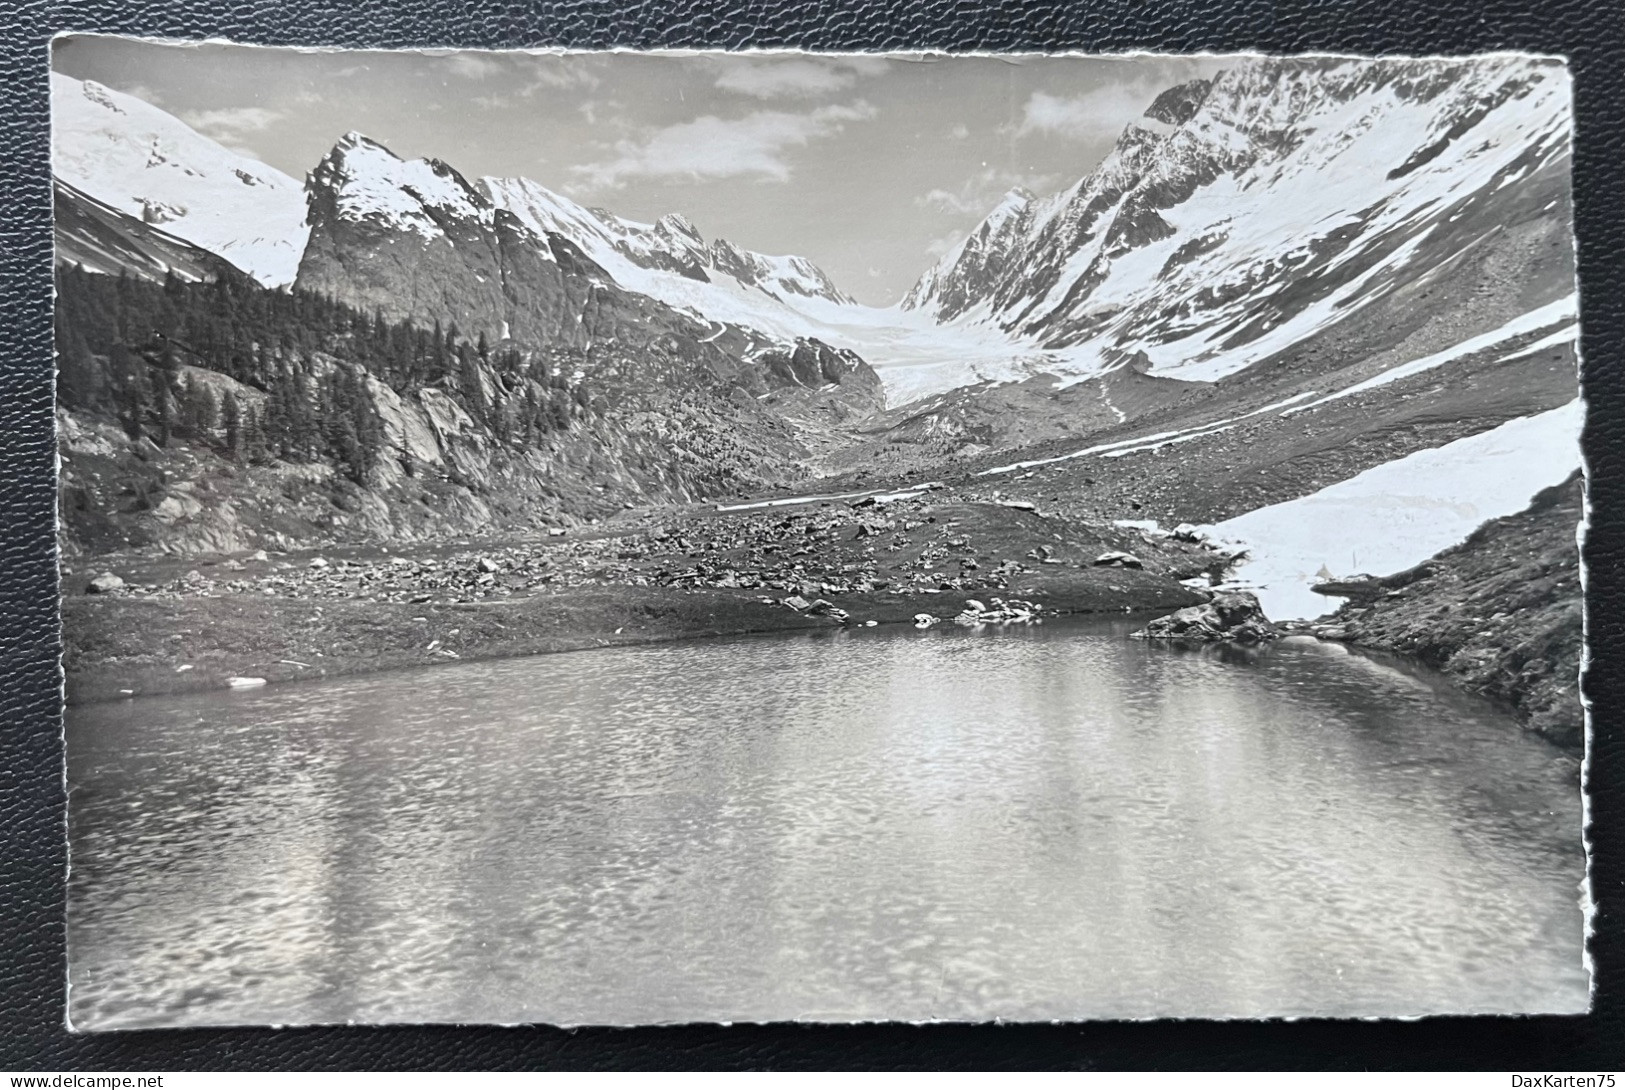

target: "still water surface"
[66,617,1588,1027]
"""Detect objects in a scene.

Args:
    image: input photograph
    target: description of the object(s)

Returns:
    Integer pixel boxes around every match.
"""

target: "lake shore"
[62,492,1226,704]
[62,574,1206,705]
[1291,474,1586,748]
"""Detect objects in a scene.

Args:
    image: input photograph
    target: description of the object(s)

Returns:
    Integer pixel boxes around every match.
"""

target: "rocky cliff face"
[53,129,887,559]
[55,337,831,558]
[296,134,881,419]
[902,56,1573,387]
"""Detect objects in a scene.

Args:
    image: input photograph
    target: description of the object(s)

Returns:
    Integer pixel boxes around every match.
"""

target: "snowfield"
[1204,399,1584,620]
[50,73,310,287]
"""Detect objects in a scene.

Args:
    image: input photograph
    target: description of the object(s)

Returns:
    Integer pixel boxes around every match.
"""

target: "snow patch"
[1206,400,1584,620]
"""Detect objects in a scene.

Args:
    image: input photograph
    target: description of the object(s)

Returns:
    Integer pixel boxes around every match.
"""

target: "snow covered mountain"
[50,72,310,287]
[481,178,853,308]
[294,131,884,416]
[902,56,1574,386]
[49,56,1578,415]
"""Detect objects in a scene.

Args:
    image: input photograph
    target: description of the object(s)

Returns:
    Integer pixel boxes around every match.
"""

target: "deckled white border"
[48,35,1591,1029]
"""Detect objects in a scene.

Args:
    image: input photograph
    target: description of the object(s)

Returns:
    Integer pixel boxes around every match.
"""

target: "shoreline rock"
[1130,591,1280,644]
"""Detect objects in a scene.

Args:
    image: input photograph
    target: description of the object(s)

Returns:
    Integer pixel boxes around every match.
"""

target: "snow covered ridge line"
[975,392,1320,477]
[1204,399,1584,621]
[902,54,1573,390]
[316,132,496,241]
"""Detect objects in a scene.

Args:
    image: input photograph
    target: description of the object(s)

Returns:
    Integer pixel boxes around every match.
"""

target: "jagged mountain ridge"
[47,71,1034,405]
[48,70,865,337]
[292,132,882,420]
[903,56,1573,386]
[51,56,1577,414]
[480,177,854,306]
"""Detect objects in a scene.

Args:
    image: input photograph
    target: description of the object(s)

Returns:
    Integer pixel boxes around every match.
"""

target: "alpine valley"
[52,56,1586,745]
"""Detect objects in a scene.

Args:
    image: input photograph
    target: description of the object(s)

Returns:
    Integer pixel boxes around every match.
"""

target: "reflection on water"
[65,618,1588,1027]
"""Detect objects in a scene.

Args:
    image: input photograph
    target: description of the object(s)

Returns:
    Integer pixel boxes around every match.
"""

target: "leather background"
[3,0,1621,1069]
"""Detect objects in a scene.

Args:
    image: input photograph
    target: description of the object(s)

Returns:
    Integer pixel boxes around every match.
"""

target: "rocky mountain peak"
[986,187,1035,228]
[1144,79,1212,126]
[900,54,1572,389]
[307,132,495,240]
[655,212,705,247]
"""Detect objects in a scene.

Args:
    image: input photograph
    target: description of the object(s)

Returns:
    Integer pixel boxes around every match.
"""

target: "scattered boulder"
[86,572,124,595]
[249,549,270,562]
[1132,591,1280,644]
[1094,551,1144,569]
[226,676,268,689]
[806,598,850,622]
[913,613,938,628]
[309,557,329,569]
[781,595,811,611]
[476,557,500,574]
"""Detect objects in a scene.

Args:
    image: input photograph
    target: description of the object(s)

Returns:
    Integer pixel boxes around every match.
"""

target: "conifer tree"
[111,343,146,441]
[155,379,172,447]
[222,391,242,458]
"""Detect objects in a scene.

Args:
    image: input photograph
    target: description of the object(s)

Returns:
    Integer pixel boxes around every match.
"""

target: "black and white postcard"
[52,39,1588,1028]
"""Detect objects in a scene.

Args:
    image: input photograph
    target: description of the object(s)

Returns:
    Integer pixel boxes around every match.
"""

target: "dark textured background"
[4,0,1622,1070]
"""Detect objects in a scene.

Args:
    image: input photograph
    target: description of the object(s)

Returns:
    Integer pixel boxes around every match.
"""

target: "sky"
[52,36,1224,306]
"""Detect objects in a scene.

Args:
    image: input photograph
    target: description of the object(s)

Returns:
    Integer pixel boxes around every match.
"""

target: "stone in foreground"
[86,572,124,594]
[1132,591,1280,644]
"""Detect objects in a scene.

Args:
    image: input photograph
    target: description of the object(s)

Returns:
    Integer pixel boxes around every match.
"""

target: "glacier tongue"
[50,73,310,287]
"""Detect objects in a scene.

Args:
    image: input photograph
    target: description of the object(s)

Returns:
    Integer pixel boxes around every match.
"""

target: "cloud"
[924,230,967,259]
[574,100,877,188]
[915,166,1058,217]
[470,63,601,109]
[124,83,164,106]
[178,105,283,144]
[713,56,888,100]
[947,123,970,140]
[443,53,505,80]
[1014,83,1161,141]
